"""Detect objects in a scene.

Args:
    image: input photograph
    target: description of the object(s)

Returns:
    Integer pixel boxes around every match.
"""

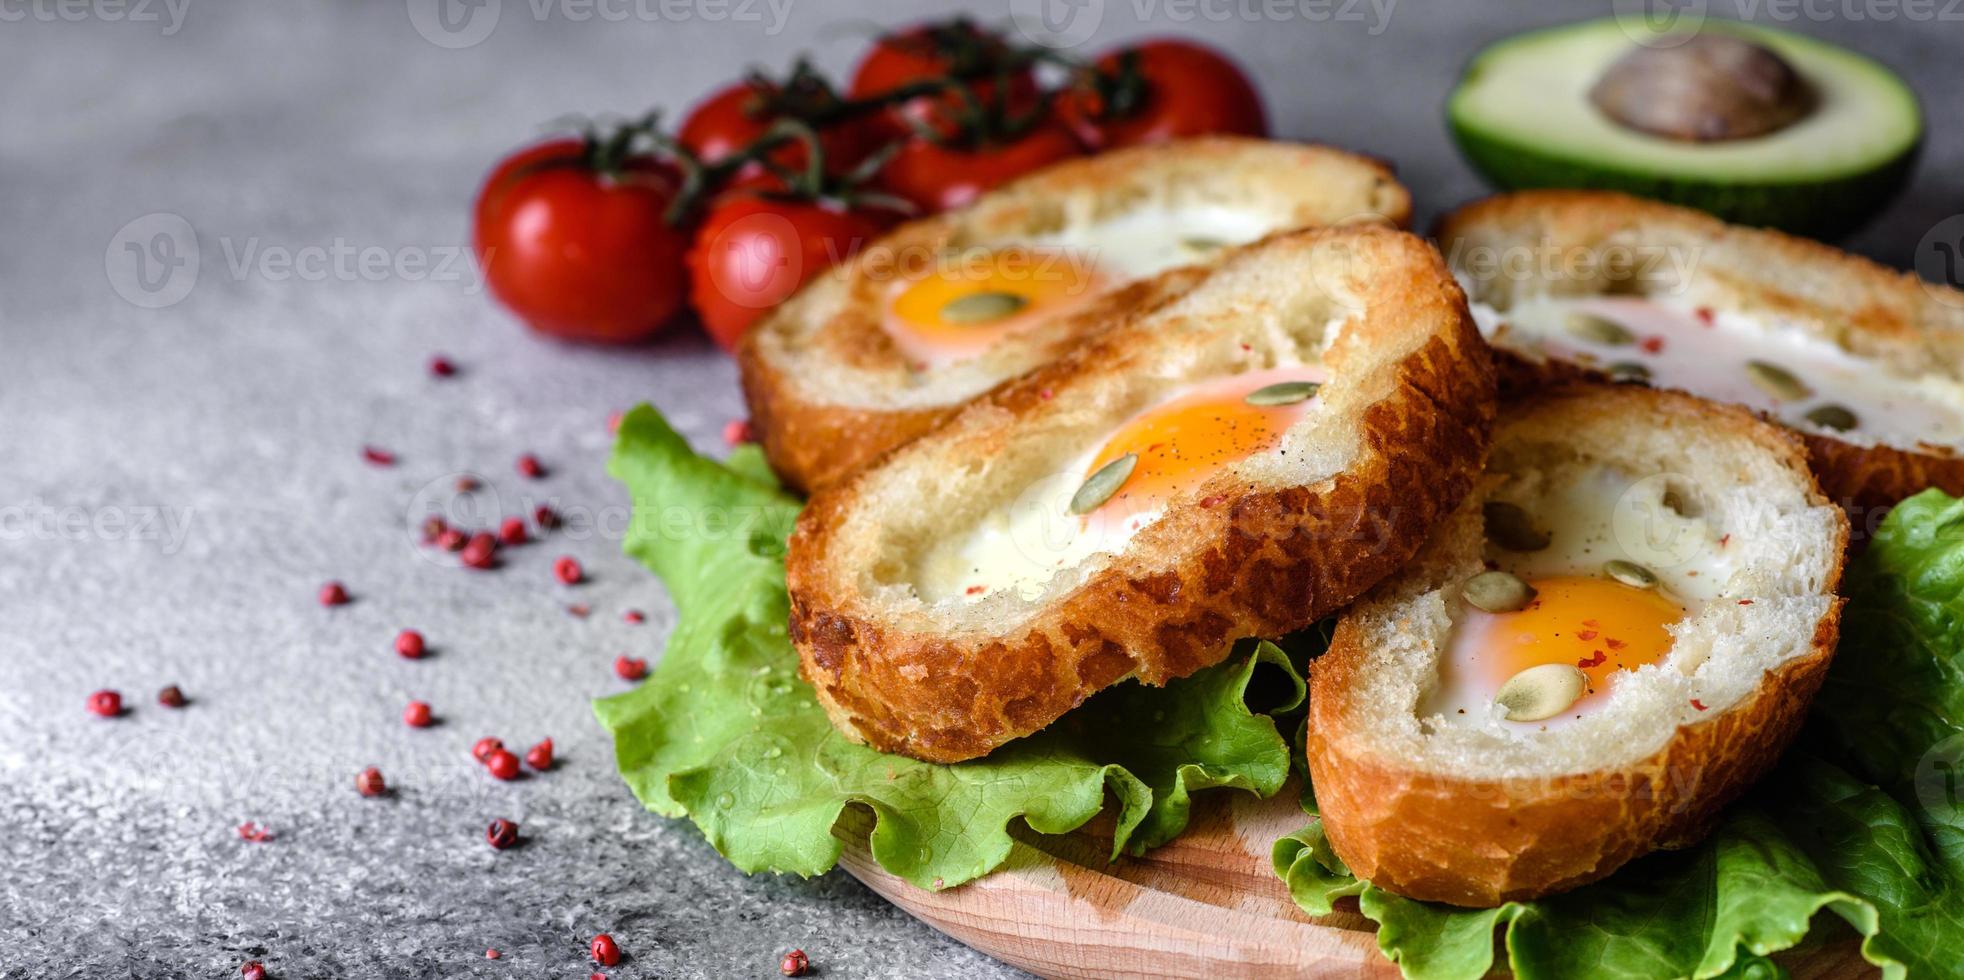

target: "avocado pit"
[1589,33,1815,142]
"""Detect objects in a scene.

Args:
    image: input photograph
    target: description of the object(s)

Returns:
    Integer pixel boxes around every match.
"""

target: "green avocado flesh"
[1448,18,1922,238]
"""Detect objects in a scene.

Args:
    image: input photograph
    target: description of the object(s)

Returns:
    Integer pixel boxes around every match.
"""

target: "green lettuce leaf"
[594,406,1304,890]
[1274,490,1964,979]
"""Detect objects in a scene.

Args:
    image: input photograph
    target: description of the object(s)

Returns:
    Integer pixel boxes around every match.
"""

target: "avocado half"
[1447,18,1921,239]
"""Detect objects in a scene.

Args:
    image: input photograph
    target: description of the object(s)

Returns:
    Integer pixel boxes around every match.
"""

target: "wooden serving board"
[836,783,1879,979]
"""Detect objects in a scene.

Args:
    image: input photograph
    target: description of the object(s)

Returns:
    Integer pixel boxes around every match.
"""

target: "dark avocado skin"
[1450,118,1921,241]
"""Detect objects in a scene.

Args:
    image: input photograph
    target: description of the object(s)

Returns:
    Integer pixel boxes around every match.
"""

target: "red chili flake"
[158,685,186,708]
[362,445,397,467]
[525,738,554,772]
[1695,307,1715,325]
[394,629,426,660]
[1691,699,1708,711]
[437,528,467,552]
[237,822,274,843]
[1639,336,1665,354]
[606,410,624,434]
[1606,637,1627,650]
[319,582,350,607]
[86,689,123,718]
[455,476,481,493]
[1039,388,1054,400]
[485,949,500,960]
[1738,599,1754,606]
[780,949,810,977]
[553,556,584,585]
[622,609,645,625]
[723,418,755,446]
[590,934,621,966]
[461,532,498,570]
[471,737,504,763]
[614,656,648,681]
[355,767,387,797]
[566,603,591,618]
[403,700,432,728]
[421,516,448,543]
[516,454,545,479]
[499,516,529,547]
[1580,619,1600,629]
[240,962,267,980]
[534,505,561,530]
[1199,494,1225,508]
[429,355,457,378]
[485,749,521,781]
[964,585,986,596]
[1575,630,1598,642]
[485,818,519,850]
[1238,342,1252,352]
[1577,650,1606,669]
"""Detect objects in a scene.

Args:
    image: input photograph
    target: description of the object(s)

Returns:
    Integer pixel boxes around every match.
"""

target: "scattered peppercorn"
[403,700,433,728]
[606,410,623,434]
[421,516,448,543]
[499,516,529,546]
[455,476,481,493]
[86,689,123,718]
[485,749,521,781]
[395,629,426,660]
[590,934,621,966]
[622,609,645,625]
[516,454,545,479]
[485,818,519,850]
[524,738,554,772]
[484,949,500,960]
[566,603,591,618]
[157,685,186,708]
[461,532,498,570]
[723,418,755,446]
[437,528,468,552]
[319,582,349,607]
[240,961,267,980]
[236,822,274,843]
[429,355,457,378]
[355,767,386,797]
[614,656,648,681]
[471,737,504,763]
[780,949,810,976]
[553,556,583,585]
[534,504,561,530]
[362,445,397,466]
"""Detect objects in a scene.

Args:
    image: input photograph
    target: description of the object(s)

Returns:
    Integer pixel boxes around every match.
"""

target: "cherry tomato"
[688,192,897,351]
[878,121,1083,214]
[849,20,1039,139]
[1058,39,1268,150]
[678,81,881,179]
[473,139,691,344]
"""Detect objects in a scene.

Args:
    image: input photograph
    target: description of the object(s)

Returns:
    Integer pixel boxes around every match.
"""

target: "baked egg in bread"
[740,136,1412,492]
[788,225,1493,763]
[1437,190,1964,517]
[1308,384,1846,907]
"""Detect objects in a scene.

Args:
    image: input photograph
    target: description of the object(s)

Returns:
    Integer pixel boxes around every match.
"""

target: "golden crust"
[1307,385,1848,907]
[739,137,1414,493]
[1436,189,1964,516]
[788,226,1495,763]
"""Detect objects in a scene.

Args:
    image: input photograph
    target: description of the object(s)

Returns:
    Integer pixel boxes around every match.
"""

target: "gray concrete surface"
[3,1,1959,977]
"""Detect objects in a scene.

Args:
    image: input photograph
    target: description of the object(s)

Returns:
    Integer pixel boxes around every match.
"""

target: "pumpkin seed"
[940,290,1029,325]
[1745,360,1811,401]
[1804,403,1858,432]
[1462,571,1537,614]
[1606,361,1652,384]
[1068,453,1138,515]
[1604,559,1659,589]
[1244,380,1321,406]
[1495,664,1588,723]
[1565,312,1635,347]
[1181,235,1228,252]
[1483,501,1550,552]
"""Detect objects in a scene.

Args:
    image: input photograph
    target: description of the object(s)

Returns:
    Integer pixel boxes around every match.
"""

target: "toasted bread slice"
[787,225,1494,763]
[740,137,1412,492]
[1308,384,1846,907]
[1436,190,1964,517]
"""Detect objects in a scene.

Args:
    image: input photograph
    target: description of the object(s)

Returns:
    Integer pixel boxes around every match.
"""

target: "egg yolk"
[1080,369,1321,529]
[1470,575,1685,716]
[883,247,1105,369]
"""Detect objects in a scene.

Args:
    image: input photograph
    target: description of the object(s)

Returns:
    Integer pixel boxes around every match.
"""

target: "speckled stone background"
[4,1,1960,978]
